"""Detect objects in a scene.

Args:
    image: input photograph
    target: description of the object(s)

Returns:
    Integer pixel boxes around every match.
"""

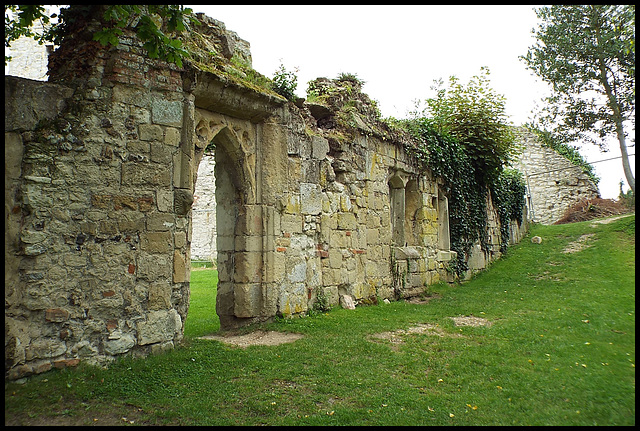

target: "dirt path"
[198,330,303,347]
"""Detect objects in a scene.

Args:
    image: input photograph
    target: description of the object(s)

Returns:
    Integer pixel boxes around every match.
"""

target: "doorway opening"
[189,125,245,333]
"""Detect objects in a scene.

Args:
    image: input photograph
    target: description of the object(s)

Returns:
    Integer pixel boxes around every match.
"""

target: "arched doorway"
[191,115,264,330]
[210,128,243,327]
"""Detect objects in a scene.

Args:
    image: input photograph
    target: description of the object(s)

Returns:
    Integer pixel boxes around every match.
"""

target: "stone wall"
[513,129,600,225]
[4,8,527,380]
[4,8,54,81]
[191,154,216,262]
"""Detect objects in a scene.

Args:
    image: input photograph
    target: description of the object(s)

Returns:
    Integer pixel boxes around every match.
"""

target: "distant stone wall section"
[4,9,53,81]
[191,154,216,262]
[513,129,600,225]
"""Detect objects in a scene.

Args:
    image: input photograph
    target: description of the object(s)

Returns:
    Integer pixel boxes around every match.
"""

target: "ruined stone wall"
[4,8,54,81]
[513,129,600,225]
[5,22,199,378]
[5,9,526,380]
[261,107,456,315]
[191,154,216,262]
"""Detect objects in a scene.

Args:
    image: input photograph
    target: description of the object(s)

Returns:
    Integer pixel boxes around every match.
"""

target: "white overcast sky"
[8,5,632,198]
[185,4,633,199]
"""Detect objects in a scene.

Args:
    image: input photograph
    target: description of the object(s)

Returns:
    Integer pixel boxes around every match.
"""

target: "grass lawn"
[4,215,635,426]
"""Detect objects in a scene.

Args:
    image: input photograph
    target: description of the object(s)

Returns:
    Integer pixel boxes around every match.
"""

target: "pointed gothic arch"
[191,114,265,329]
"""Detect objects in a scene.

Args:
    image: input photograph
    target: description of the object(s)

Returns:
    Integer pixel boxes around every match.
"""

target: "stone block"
[150,142,174,163]
[300,183,322,215]
[151,99,183,127]
[156,190,173,212]
[415,207,437,222]
[236,235,263,252]
[215,281,234,317]
[339,294,356,310]
[45,308,70,323]
[149,283,172,310]
[287,259,307,283]
[337,212,357,230]
[139,124,163,141]
[111,85,149,107]
[5,132,24,181]
[270,250,286,283]
[281,213,302,234]
[116,212,145,232]
[173,250,187,283]
[278,283,307,316]
[98,220,119,235]
[234,284,262,318]
[137,309,182,345]
[164,127,181,147]
[235,205,263,236]
[104,332,136,355]
[283,194,301,215]
[366,228,380,246]
[174,231,186,248]
[20,229,47,244]
[311,136,329,160]
[138,196,155,212]
[122,163,171,187]
[329,230,350,248]
[328,249,342,269]
[234,252,262,283]
[394,246,421,260]
[340,195,352,212]
[140,231,172,254]
[173,189,194,215]
[436,250,456,262]
[25,338,67,361]
[146,213,175,231]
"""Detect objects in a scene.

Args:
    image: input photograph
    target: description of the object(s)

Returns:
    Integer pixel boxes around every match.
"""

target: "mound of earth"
[554,198,634,225]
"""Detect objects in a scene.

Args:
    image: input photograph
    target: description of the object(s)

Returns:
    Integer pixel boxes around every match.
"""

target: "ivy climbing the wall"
[398,68,526,278]
[490,168,527,253]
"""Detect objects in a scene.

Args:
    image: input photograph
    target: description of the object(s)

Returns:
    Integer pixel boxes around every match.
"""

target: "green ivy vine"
[401,118,525,278]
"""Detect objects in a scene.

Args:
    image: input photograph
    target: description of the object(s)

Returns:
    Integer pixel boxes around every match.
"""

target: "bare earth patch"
[405,293,441,304]
[450,315,492,327]
[370,322,474,350]
[562,233,596,254]
[198,330,303,347]
[590,213,634,226]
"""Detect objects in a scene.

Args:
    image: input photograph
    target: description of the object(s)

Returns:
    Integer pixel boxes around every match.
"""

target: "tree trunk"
[592,8,635,195]
[615,122,635,195]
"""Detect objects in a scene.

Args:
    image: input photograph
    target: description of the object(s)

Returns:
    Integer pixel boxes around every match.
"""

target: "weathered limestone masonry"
[4,8,54,81]
[513,129,600,225]
[4,9,526,380]
[191,153,216,262]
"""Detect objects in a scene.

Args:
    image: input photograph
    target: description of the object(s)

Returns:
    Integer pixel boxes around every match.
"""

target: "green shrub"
[271,63,298,100]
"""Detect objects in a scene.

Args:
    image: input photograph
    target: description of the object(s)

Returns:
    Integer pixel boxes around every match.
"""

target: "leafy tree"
[4,5,57,64]
[521,5,635,194]
[5,5,197,67]
[418,67,517,184]
[401,70,524,277]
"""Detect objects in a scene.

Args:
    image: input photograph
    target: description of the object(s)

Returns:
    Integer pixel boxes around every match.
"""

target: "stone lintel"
[192,70,285,123]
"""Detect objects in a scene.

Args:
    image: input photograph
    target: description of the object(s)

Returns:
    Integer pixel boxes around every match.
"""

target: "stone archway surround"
[192,108,270,328]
